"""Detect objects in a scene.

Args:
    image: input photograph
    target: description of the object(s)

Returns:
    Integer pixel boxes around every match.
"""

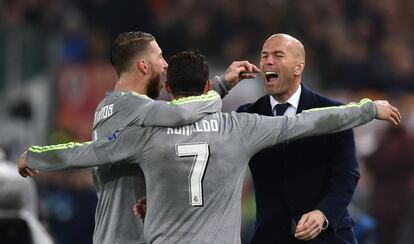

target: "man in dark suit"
[238,33,359,243]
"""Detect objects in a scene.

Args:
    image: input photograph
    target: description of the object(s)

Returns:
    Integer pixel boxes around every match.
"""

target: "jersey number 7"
[175,143,210,207]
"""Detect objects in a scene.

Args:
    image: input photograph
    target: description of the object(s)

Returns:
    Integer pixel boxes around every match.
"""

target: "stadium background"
[1,0,414,243]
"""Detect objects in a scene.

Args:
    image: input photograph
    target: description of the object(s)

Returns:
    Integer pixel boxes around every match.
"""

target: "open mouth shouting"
[265,71,279,83]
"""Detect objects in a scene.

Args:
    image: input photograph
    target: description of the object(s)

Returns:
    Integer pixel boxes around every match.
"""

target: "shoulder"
[106,91,152,103]
[103,92,155,112]
[121,92,152,103]
[214,111,243,126]
[223,111,263,128]
[302,85,344,108]
[237,95,269,113]
[96,92,151,116]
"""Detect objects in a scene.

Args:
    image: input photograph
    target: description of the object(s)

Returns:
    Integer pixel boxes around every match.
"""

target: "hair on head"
[110,31,155,77]
[167,49,209,96]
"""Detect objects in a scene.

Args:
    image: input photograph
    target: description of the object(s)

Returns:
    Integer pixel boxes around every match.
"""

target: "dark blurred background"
[1,0,414,243]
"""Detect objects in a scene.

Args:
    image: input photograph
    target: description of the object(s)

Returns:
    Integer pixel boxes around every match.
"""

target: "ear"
[203,79,212,93]
[294,60,305,76]
[137,59,149,74]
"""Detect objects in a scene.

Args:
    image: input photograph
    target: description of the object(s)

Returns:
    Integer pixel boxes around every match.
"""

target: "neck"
[170,92,204,101]
[114,72,147,94]
[272,80,300,103]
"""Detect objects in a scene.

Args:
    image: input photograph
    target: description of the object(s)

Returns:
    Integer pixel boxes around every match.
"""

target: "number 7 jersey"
[27,99,377,244]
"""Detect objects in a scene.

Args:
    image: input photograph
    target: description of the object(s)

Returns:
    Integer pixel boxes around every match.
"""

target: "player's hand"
[373,100,401,125]
[133,196,147,219]
[223,61,260,88]
[18,151,39,178]
[294,210,325,241]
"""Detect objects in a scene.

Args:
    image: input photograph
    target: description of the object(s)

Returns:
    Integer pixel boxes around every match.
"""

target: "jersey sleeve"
[26,127,145,171]
[212,75,231,98]
[237,98,376,156]
[26,141,104,171]
[140,91,222,127]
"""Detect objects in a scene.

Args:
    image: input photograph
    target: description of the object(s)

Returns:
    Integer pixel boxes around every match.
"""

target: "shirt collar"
[269,85,301,110]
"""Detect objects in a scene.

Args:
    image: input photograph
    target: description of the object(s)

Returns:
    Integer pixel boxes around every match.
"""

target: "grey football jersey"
[27,99,376,244]
[29,90,222,244]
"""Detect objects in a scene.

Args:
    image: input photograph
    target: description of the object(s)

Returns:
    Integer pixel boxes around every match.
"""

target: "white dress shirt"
[269,85,302,116]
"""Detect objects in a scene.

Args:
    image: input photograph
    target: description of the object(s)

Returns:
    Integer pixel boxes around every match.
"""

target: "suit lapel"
[296,84,315,114]
[262,95,274,116]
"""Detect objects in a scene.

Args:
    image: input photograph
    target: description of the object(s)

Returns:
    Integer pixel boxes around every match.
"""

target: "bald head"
[260,33,306,102]
[265,34,305,61]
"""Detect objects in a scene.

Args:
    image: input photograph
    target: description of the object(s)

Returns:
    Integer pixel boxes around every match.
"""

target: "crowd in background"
[1,0,414,243]
[2,0,414,90]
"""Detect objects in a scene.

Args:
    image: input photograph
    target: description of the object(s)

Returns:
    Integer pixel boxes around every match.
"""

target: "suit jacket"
[237,84,359,244]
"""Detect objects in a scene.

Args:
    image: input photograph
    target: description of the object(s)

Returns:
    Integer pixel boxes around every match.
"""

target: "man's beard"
[147,72,161,99]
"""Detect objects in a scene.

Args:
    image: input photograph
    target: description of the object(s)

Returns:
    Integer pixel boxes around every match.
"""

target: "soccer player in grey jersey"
[20,31,259,244]
[20,50,401,244]
[90,89,222,244]
[83,32,232,244]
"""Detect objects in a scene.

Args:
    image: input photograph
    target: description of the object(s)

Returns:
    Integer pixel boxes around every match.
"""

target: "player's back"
[117,100,377,243]
[136,112,257,244]
[23,89,222,244]
[92,90,222,244]
[91,91,149,244]
[28,95,376,243]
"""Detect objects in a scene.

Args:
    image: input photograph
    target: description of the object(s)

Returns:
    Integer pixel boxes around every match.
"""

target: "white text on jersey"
[94,104,114,124]
[167,119,219,136]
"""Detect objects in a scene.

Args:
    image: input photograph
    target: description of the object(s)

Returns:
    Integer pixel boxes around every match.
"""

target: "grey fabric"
[27,90,222,244]
[27,99,376,244]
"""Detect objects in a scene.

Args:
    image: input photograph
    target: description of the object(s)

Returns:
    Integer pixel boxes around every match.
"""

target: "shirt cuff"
[321,212,329,230]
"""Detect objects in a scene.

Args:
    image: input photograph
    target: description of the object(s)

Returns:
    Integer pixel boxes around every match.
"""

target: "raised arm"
[19,126,145,175]
[239,99,400,156]
[143,59,260,126]
[18,91,224,176]
[212,60,260,98]
[140,91,222,126]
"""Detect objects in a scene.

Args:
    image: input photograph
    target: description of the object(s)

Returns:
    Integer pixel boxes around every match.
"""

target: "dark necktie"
[275,102,295,234]
[274,103,290,116]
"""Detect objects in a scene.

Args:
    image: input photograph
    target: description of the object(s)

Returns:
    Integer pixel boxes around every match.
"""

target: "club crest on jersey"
[108,130,120,141]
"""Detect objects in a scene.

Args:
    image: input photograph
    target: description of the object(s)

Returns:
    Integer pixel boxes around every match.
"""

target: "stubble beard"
[147,72,161,99]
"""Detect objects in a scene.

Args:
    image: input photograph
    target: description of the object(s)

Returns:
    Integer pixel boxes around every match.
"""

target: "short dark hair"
[167,50,209,97]
[110,31,155,77]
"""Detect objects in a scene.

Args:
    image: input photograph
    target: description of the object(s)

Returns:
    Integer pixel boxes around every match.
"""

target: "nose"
[260,59,274,71]
[163,58,168,69]
[264,55,275,65]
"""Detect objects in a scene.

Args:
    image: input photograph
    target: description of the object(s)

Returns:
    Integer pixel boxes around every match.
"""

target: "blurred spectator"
[2,0,414,90]
[399,195,414,244]
[0,149,53,244]
[364,125,414,244]
[35,170,97,244]
[349,203,379,244]
[375,36,414,91]
[61,8,88,63]
[0,97,33,161]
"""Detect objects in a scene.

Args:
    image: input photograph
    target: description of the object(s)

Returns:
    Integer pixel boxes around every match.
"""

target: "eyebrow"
[261,50,285,55]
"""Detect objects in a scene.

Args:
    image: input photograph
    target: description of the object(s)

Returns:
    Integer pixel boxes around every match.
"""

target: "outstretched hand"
[18,151,39,177]
[223,61,260,88]
[133,196,147,219]
[373,100,401,125]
